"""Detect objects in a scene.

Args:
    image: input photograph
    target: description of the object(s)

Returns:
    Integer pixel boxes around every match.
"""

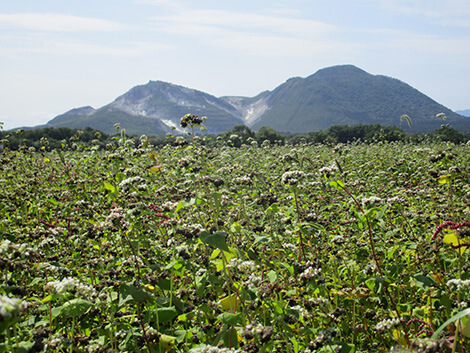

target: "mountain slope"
[48,106,170,136]
[223,65,466,133]
[46,65,470,135]
[47,81,245,135]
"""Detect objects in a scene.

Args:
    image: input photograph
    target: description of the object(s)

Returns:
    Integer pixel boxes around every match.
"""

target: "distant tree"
[255,126,285,145]
[432,125,465,143]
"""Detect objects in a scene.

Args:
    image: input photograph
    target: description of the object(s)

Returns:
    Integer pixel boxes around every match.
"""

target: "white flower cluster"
[189,344,243,353]
[290,305,308,318]
[216,167,233,175]
[304,297,329,308]
[44,333,67,350]
[226,258,259,273]
[38,235,60,249]
[0,295,26,323]
[49,227,66,237]
[299,266,322,281]
[447,278,470,291]
[122,256,145,268]
[0,239,11,255]
[243,322,264,335]
[161,201,179,212]
[38,262,72,276]
[386,196,404,204]
[318,162,339,177]
[247,274,262,289]
[374,317,404,333]
[409,339,446,353]
[232,175,252,185]
[0,239,34,258]
[331,234,347,244]
[104,207,130,230]
[281,170,305,186]
[363,263,377,275]
[282,242,297,252]
[305,327,337,351]
[44,277,95,298]
[196,268,207,277]
[361,196,383,206]
[118,176,147,191]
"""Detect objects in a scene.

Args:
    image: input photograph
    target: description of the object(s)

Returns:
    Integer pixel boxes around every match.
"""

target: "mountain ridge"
[44,65,469,135]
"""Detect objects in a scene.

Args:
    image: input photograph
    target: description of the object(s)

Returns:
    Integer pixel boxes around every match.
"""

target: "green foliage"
[0,126,109,150]
[1,138,470,352]
[251,65,468,133]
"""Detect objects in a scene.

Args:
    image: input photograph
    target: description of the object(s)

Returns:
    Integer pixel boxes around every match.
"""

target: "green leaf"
[413,274,434,291]
[157,306,178,323]
[438,172,461,184]
[265,203,279,216]
[175,201,184,213]
[332,341,356,353]
[443,230,467,254]
[267,270,277,283]
[217,312,243,326]
[329,179,345,190]
[159,334,176,350]
[462,316,470,338]
[61,299,93,318]
[230,222,243,233]
[120,283,150,303]
[432,308,470,339]
[156,278,171,291]
[51,306,63,318]
[103,182,116,193]
[200,231,230,252]
[115,172,126,183]
[220,293,238,311]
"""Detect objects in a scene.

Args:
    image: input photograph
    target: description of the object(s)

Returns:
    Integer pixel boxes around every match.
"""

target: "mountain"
[48,106,170,136]
[46,65,470,135]
[47,81,245,135]
[456,109,470,117]
[221,65,468,133]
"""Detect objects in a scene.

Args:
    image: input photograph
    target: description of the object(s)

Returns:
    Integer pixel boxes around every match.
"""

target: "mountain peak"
[46,65,470,135]
[310,64,370,80]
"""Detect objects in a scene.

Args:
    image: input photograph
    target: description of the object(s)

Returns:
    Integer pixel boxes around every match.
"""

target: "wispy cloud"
[0,13,125,32]
[152,9,337,37]
[372,0,470,28]
[148,6,339,57]
[0,34,171,57]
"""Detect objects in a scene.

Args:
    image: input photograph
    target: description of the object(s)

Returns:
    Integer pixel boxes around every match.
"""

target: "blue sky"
[1,0,469,129]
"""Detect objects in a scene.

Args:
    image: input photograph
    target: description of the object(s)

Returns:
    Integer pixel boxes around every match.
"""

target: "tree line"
[0,123,469,151]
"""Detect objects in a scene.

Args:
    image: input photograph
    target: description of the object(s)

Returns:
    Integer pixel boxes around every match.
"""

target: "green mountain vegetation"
[47,107,169,136]
[248,65,468,133]
[38,65,470,135]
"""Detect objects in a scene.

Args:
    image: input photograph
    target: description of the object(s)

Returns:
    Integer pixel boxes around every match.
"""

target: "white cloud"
[0,31,171,58]
[148,7,339,57]
[372,0,470,27]
[0,13,125,32]
[153,9,337,37]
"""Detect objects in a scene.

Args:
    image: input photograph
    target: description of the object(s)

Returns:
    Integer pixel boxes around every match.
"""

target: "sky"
[1,0,469,130]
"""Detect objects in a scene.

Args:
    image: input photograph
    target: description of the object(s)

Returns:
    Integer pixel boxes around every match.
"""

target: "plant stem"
[293,188,306,261]
[137,302,152,353]
[337,183,410,346]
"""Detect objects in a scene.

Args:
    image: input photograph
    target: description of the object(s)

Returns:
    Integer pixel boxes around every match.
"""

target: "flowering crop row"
[0,137,469,352]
